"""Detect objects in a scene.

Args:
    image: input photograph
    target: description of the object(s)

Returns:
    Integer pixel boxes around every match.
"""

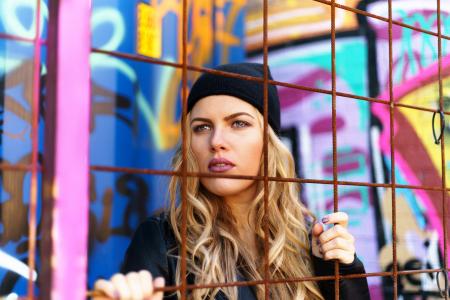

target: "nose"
[210,128,228,152]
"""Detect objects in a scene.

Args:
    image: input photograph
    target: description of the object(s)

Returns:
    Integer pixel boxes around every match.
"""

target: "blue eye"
[193,124,211,132]
[232,120,250,128]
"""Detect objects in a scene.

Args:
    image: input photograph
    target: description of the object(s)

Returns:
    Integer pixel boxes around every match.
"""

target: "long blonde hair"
[168,114,324,300]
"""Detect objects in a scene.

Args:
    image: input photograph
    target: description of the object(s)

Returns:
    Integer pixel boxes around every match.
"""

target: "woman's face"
[189,95,263,198]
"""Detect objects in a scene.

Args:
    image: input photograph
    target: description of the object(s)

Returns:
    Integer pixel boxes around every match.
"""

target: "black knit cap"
[187,63,281,134]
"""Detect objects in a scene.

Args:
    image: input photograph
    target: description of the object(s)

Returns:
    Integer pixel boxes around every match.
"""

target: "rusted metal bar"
[84,267,446,298]
[27,0,42,298]
[91,164,450,192]
[312,0,450,41]
[329,0,341,298]
[387,0,399,297]
[180,0,188,299]
[262,0,270,298]
[91,48,450,117]
[436,0,449,298]
[0,32,40,44]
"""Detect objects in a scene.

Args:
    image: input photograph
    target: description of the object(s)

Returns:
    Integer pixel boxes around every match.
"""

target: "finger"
[319,224,353,245]
[138,270,153,297]
[322,212,349,227]
[322,248,355,264]
[126,272,143,300]
[111,274,131,299]
[150,277,165,300]
[320,237,355,254]
[94,279,117,299]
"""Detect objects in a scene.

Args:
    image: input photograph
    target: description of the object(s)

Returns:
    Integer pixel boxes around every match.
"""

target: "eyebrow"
[190,112,255,125]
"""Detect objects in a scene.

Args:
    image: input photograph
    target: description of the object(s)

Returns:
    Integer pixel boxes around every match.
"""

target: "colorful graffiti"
[88,0,246,290]
[245,0,360,52]
[372,56,450,298]
[250,35,383,296]
[247,0,450,298]
[0,0,48,297]
[368,1,450,91]
[1,0,450,299]
[0,0,245,296]
[368,1,450,298]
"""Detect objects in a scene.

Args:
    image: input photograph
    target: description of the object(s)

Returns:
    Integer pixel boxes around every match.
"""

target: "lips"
[208,157,235,173]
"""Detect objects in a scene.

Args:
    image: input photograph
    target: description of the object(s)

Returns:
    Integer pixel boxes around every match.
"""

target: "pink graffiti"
[323,148,368,175]
[311,116,345,134]
[325,190,363,211]
[372,54,450,264]
[279,68,332,109]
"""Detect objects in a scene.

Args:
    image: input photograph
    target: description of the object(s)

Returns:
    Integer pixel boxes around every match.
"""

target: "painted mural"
[89,0,246,291]
[1,0,450,299]
[248,0,450,299]
[0,0,47,297]
[368,1,450,298]
[0,0,245,296]
[250,35,385,297]
[245,0,360,52]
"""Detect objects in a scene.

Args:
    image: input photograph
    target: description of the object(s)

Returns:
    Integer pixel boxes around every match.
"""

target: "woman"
[94,63,370,299]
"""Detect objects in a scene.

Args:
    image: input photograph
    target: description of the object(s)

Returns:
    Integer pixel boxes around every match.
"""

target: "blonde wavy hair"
[168,112,324,300]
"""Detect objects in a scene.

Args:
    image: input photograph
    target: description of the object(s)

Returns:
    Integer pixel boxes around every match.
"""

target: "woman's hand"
[311,212,355,265]
[93,270,165,300]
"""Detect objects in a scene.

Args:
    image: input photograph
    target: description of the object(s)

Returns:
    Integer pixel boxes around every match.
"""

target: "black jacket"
[121,215,370,299]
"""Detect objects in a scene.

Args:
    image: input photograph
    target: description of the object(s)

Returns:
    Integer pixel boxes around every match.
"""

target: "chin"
[201,178,255,197]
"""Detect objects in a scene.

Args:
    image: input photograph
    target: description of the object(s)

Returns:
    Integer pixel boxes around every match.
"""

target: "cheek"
[190,137,208,168]
[237,136,263,173]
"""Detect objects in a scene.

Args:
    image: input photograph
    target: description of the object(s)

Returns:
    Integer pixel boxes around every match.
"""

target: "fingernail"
[154,277,165,287]
[321,216,329,224]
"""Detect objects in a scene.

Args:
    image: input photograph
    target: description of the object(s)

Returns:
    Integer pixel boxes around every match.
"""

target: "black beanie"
[187,63,281,134]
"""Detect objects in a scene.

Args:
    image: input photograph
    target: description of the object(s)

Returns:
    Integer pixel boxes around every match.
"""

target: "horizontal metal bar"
[0,32,46,45]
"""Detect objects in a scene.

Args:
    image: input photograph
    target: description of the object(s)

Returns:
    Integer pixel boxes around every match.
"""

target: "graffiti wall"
[0,0,245,296]
[0,0,48,296]
[89,0,246,290]
[368,1,450,298]
[245,0,360,52]
[250,35,384,296]
[248,0,450,299]
[1,0,450,299]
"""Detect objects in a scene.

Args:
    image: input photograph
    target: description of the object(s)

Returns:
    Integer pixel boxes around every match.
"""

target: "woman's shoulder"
[134,212,175,247]
[140,212,170,229]
[121,212,176,274]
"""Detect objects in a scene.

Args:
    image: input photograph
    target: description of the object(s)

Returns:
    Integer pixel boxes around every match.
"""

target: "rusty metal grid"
[0,0,448,298]
[387,0,398,297]
[0,0,43,298]
[29,0,42,298]
[86,0,450,299]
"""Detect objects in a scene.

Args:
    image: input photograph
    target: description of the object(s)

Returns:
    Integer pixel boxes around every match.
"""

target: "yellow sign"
[137,3,162,58]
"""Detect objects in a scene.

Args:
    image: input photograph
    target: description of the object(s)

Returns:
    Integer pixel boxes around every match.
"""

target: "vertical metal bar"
[212,0,217,64]
[27,0,41,298]
[42,0,91,299]
[387,0,398,298]
[262,0,270,299]
[330,0,340,299]
[436,0,449,298]
[180,0,188,299]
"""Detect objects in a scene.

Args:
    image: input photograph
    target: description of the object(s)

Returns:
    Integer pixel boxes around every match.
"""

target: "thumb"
[312,221,324,238]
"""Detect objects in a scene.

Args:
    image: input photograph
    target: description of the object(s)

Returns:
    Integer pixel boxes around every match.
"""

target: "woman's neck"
[223,185,259,257]
[223,184,257,228]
